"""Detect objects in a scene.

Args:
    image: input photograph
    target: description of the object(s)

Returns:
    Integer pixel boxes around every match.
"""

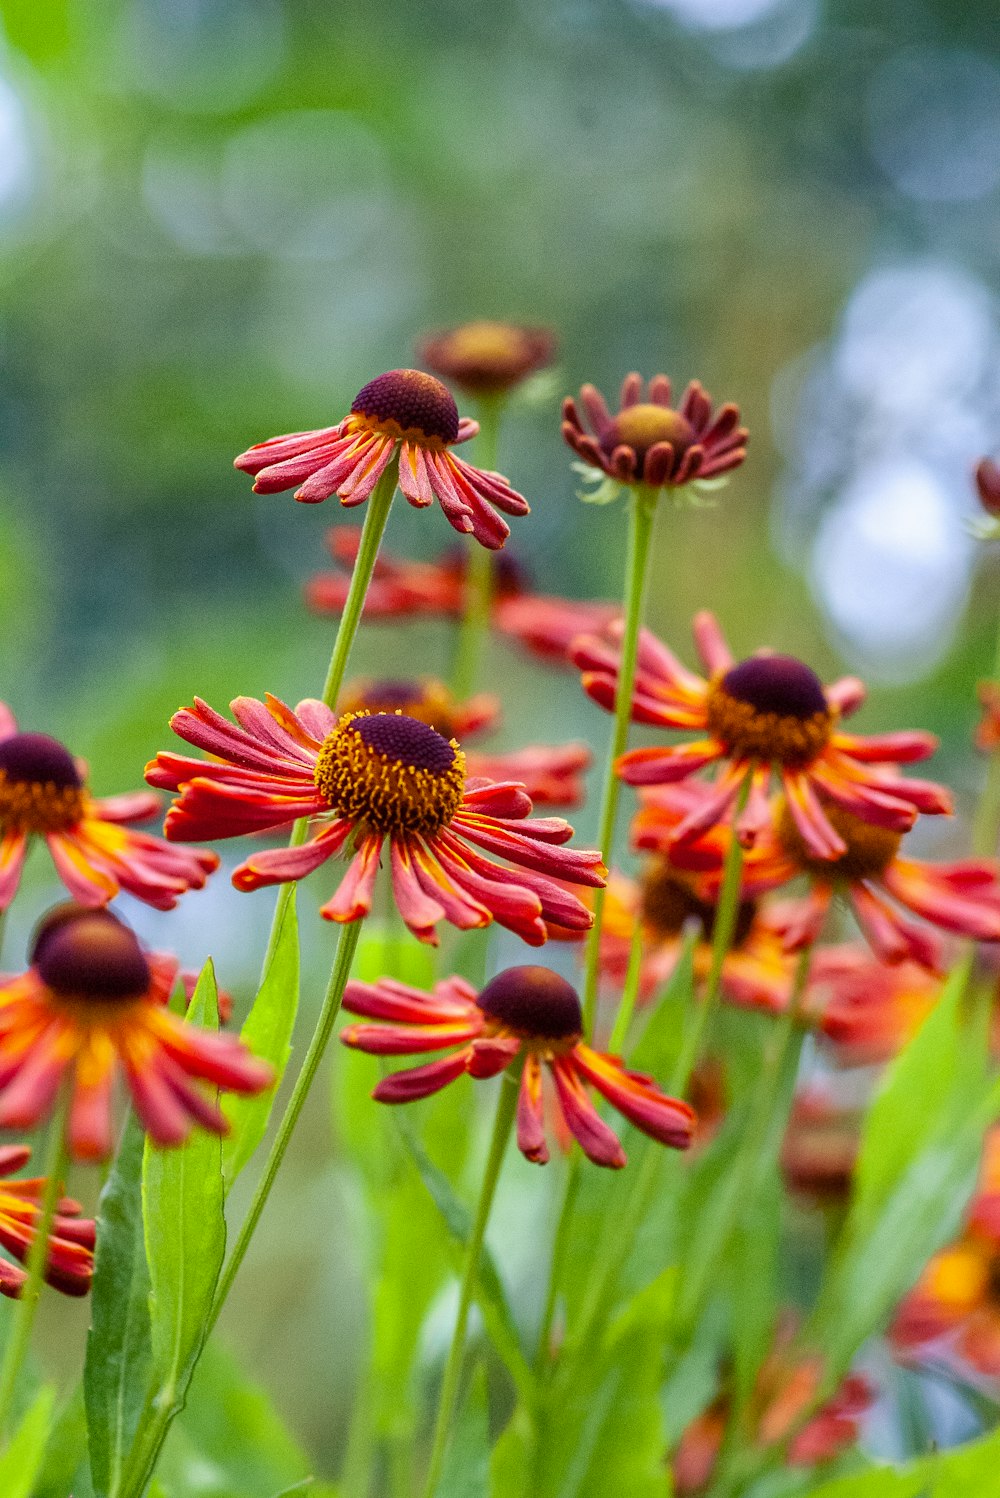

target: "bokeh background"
[2,0,1000,1482]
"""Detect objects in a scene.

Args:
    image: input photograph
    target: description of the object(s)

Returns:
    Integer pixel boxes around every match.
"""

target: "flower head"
[780,1087,859,1205]
[149,697,605,946]
[0,906,272,1160]
[418,321,555,397]
[573,614,951,860]
[976,457,1000,519]
[562,372,747,493]
[341,964,694,1168]
[234,369,529,549]
[0,704,217,911]
[813,948,942,1064]
[0,1144,95,1298]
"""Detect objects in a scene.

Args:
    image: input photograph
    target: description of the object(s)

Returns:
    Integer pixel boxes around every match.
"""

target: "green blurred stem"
[451,397,504,700]
[321,461,399,709]
[608,918,645,1055]
[0,1087,70,1439]
[421,1073,518,1498]
[974,608,1000,857]
[534,1156,581,1373]
[582,484,658,1034]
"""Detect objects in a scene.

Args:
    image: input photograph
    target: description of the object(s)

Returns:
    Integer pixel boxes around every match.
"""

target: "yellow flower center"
[603,404,695,463]
[0,732,86,832]
[706,655,833,766]
[778,801,901,880]
[349,368,460,449]
[313,711,466,838]
[477,965,582,1051]
[641,858,757,946]
[337,679,458,741]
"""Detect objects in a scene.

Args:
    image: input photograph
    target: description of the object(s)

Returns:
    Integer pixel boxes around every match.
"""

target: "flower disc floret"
[0,732,85,831]
[351,369,460,445]
[641,858,757,947]
[603,405,695,466]
[706,656,834,766]
[314,711,465,838]
[418,321,555,396]
[778,803,901,882]
[36,914,151,1003]
[477,966,582,1042]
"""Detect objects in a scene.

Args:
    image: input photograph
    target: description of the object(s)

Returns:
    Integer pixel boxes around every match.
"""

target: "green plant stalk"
[421,1073,518,1498]
[973,606,1000,858]
[451,397,504,700]
[321,462,399,709]
[534,1157,581,1375]
[582,485,658,1034]
[608,919,645,1057]
[0,1088,70,1438]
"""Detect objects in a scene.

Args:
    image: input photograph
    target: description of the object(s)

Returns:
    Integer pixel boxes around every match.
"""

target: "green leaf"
[34,1383,89,1498]
[0,1384,55,1498]
[84,1112,154,1498]
[224,886,300,1189]
[142,960,227,1422]
[438,1363,489,1498]
[630,925,698,1080]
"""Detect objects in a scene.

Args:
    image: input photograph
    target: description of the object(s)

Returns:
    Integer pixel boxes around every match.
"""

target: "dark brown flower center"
[351,369,460,445]
[706,655,833,766]
[313,711,466,837]
[778,802,901,881]
[603,404,695,463]
[338,679,458,739]
[641,859,757,947]
[36,913,151,1003]
[0,732,86,831]
[477,966,583,1041]
[29,902,104,965]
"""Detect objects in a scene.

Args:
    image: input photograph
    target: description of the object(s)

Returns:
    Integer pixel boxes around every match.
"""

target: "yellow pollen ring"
[313,712,466,838]
[343,412,452,453]
[481,1016,580,1058]
[705,679,834,766]
[0,773,86,834]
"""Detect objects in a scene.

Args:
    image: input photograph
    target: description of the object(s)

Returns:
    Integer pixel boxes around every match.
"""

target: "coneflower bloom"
[562,373,747,491]
[0,907,273,1160]
[337,677,590,808]
[148,699,604,946]
[234,369,529,549]
[0,704,217,911]
[0,1144,95,1298]
[340,965,694,1168]
[572,614,951,859]
[418,320,555,398]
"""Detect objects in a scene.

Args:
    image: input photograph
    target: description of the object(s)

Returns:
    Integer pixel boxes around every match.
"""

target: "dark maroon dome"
[350,713,456,773]
[0,732,81,788]
[351,369,460,443]
[721,655,827,720]
[29,902,116,966]
[477,966,583,1039]
[37,913,150,1001]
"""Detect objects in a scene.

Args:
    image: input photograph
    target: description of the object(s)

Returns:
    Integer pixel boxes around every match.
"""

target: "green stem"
[608,919,645,1056]
[974,606,1000,857]
[0,1089,70,1438]
[583,485,658,1034]
[534,1157,581,1373]
[321,462,399,709]
[451,398,504,700]
[421,1074,518,1498]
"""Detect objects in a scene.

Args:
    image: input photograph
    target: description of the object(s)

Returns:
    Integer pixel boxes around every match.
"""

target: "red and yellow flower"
[417,320,555,398]
[573,614,951,859]
[234,368,529,550]
[0,906,273,1160]
[0,1143,95,1298]
[148,698,604,946]
[562,372,748,491]
[340,964,694,1168]
[0,704,217,911]
[812,948,942,1064]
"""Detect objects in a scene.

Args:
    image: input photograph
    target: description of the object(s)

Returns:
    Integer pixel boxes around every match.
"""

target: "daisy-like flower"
[780,1088,860,1206]
[0,1144,95,1298]
[337,677,590,808]
[340,964,694,1168]
[573,613,951,859]
[148,699,605,946]
[234,369,529,549]
[0,704,217,911]
[562,372,747,492]
[418,320,555,398]
[0,906,273,1160]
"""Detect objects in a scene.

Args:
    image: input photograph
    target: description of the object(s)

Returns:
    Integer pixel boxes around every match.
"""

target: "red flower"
[0,907,272,1160]
[417,320,555,397]
[0,704,217,911]
[235,368,529,550]
[573,614,950,860]
[341,964,694,1169]
[813,948,941,1064]
[148,699,605,946]
[562,372,747,490]
[0,1143,95,1298]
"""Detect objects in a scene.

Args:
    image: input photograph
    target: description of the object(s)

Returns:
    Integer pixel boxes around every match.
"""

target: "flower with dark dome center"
[0,905,272,1160]
[148,694,605,946]
[418,321,555,397]
[562,372,748,492]
[234,367,530,550]
[0,1143,96,1300]
[572,613,952,860]
[341,965,694,1168]
[0,702,218,912]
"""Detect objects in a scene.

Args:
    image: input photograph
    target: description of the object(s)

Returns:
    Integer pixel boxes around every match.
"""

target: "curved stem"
[421,1074,518,1498]
[451,399,504,700]
[582,486,657,1033]
[321,462,399,709]
[0,1088,70,1438]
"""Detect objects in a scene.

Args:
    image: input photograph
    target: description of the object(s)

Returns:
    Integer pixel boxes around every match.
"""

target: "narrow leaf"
[438,1363,489,1498]
[0,1384,55,1498]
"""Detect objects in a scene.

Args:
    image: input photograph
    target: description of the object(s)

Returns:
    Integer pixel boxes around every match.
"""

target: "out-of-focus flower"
[781,1088,860,1205]
[0,704,217,911]
[0,1144,95,1299]
[338,677,590,808]
[893,1133,1000,1375]
[0,907,272,1160]
[976,458,1000,519]
[235,369,529,549]
[562,372,747,494]
[812,948,942,1064]
[341,964,694,1169]
[418,321,555,398]
[573,614,950,859]
[149,700,604,946]
[305,526,621,667]
[673,1321,872,1494]
[976,682,1000,755]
